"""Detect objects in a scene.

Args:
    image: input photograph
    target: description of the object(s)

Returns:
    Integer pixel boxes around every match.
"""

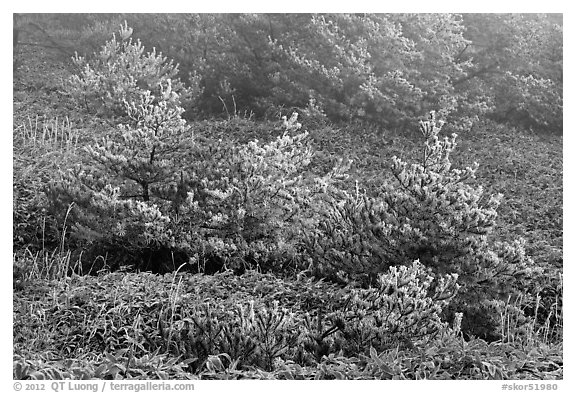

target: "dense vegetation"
[13,14,562,380]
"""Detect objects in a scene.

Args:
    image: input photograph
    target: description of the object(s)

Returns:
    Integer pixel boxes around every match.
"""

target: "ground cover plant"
[13,15,562,380]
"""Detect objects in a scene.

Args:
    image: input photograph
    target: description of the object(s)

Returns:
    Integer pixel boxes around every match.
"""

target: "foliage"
[48,55,193,268]
[50,28,347,273]
[307,112,497,279]
[13,269,562,379]
[13,114,84,251]
[458,14,562,133]
[67,21,199,119]
[17,14,562,133]
[14,18,562,381]
[47,105,341,274]
[48,26,296,269]
[274,14,475,128]
[323,260,459,355]
[12,266,434,373]
[305,112,539,339]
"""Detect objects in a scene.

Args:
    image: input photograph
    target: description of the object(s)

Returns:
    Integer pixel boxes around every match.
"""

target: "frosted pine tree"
[306,112,537,338]
[48,23,196,263]
[380,111,502,275]
[49,23,345,273]
[68,21,198,118]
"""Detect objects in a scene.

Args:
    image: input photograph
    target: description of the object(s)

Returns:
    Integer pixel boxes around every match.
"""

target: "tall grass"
[13,113,86,286]
[498,275,563,347]
[14,115,79,153]
[14,202,81,284]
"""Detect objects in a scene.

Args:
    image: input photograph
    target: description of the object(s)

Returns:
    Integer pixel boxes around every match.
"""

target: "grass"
[13,266,563,379]
[15,115,79,153]
[498,274,563,348]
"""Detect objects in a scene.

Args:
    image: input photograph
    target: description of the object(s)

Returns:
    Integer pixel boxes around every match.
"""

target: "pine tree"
[67,21,197,118]
[306,112,538,338]
[48,23,199,269]
[49,23,345,273]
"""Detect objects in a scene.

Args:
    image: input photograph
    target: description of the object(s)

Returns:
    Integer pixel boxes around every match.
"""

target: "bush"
[323,260,459,356]
[164,114,345,273]
[48,47,194,270]
[67,21,199,119]
[18,14,562,133]
[50,109,346,273]
[45,20,546,343]
[50,25,347,273]
[305,112,538,339]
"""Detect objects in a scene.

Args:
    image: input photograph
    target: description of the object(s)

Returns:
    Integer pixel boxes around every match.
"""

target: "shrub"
[47,113,331,273]
[324,260,459,356]
[306,112,498,280]
[166,114,341,273]
[495,72,562,133]
[67,21,199,119]
[50,26,345,273]
[48,61,192,271]
[20,14,562,133]
[305,112,538,339]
